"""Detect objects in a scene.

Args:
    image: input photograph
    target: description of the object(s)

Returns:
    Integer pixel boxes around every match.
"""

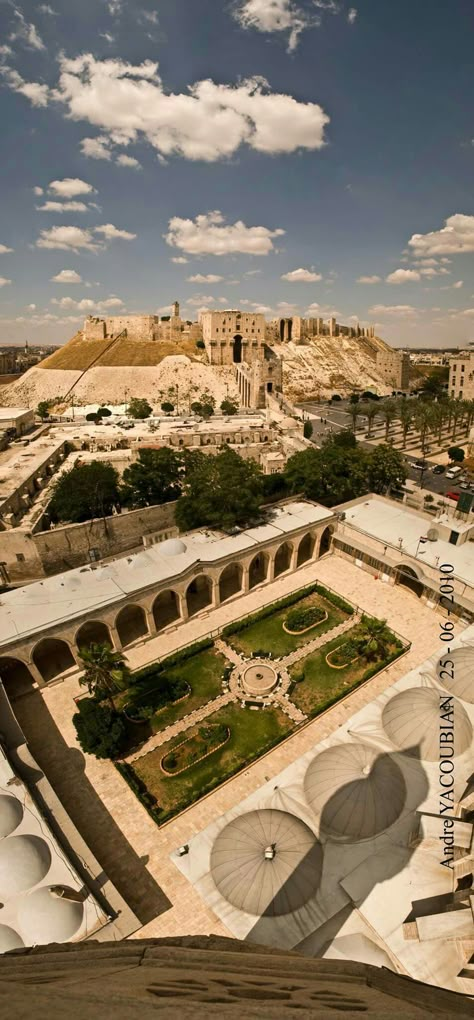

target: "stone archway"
[396,564,424,599]
[0,657,36,698]
[32,639,76,684]
[76,620,113,653]
[152,590,180,632]
[319,526,334,557]
[274,542,292,578]
[248,553,269,589]
[115,604,148,647]
[233,335,242,364]
[186,575,212,617]
[219,563,243,603]
[297,533,314,567]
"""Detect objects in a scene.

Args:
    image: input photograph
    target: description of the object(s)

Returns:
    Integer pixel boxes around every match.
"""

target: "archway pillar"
[27,659,47,689]
[109,625,121,650]
[242,566,250,593]
[145,608,157,636]
[211,578,220,609]
[290,544,299,571]
[178,592,189,622]
[268,554,276,582]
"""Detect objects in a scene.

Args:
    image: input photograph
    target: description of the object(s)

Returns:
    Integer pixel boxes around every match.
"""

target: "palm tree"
[379,399,397,442]
[413,402,434,456]
[397,399,413,449]
[78,642,130,711]
[349,402,360,432]
[356,616,392,662]
[362,401,379,439]
[450,399,464,441]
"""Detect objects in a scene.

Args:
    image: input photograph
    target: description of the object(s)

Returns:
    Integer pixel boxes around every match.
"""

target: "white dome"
[160,538,186,556]
[0,835,51,898]
[304,743,406,842]
[0,794,23,837]
[0,925,24,954]
[382,687,472,761]
[18,886,84,945]
[436,646,474,704]
[324,934,395,971]
[210,809,322,917]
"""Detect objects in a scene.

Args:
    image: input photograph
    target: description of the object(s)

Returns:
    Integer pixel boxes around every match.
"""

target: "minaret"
[172,300,180,319]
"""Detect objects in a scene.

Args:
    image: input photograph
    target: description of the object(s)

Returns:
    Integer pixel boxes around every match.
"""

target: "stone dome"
[160,538,187,557]
[436,646,474,704]
[0,835,51,899]
[304,743,406,842]
[382,687,472,761]
[210,809,322,917]
[18,886,84,945]
[0,925,24,954]
[0,793,23,838]
[324,934,395,971]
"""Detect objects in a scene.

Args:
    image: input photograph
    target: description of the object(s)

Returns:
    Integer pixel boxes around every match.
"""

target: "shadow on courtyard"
[7,688,171,925]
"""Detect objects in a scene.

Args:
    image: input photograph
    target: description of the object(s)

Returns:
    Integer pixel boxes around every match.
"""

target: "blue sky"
[0,0,473,347]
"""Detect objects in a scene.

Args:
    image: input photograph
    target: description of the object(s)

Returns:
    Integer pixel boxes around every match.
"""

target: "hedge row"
[115,761,162,824]
[130,637,214,686]
[307,641,405,720]
[221,581,353,638]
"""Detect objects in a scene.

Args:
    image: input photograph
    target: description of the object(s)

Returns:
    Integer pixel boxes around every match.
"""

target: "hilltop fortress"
[0,302,410,409]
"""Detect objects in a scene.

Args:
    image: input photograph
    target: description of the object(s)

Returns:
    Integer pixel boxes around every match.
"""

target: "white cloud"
[357,275,380,284]
[369,304,418,317]
[37,226,99,252]
[80,136,112,160]
[95,223,136,240]
[452,280,464,289]
[187,294,216,306]
[140,10,159,24]
[9,7,45,50]
[50,269,83,284]
[116,153,142,168]
[386,268,421,284]
[49,177,95,197]
[187,274,224,283]
[347,7,357,23]
[37,200,89,213]
[171,256,188,264]
[46,53,329,161]
[38,4,58,13]
[27,303,36,310]
[52,295,124,311]
[165,211,284,256]
[0,244,13,254]
[0,277,12,287]
[233,0,312,52]
[33,186,43,196]
[408,214,474,256]
[244,268,262,276]
[418,257,439,266]
[108,0,122,14]
[0,65,49,106]
[100,31,116,43]
[281,267,322,282]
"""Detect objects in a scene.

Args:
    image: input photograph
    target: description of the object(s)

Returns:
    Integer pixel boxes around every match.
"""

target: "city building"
[0,407,35,436]
[200,308,282,408]
[449,351,474,400]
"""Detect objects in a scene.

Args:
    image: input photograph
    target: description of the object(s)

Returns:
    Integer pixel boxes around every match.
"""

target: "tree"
[86,412,99,423]
[284,441,368,506]
[397,399,414,449]
[379,399,397,441]
[73,699,126,760]
[78,642,130,711]
[331,429,357,449]
[175,446,263,530]
[355,616,392,662]
[359,401,378,439]
[303,420,313,439]
[349,393,360,404]
[196,339,205,349]
[366,445,406,494]
[220,399,239,415]
[448,446,465,463]
[97,407,112,417]
[126,397,152,419]
[49,461,121,523]
[161,401,175,415]
[418,368,449,401]
[349,403,361,432]
[37,400,51,420]
[121,448,183,507]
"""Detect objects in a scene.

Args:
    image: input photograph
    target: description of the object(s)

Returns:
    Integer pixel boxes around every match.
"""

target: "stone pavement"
[126,690,235,762]
[16,554,449,944]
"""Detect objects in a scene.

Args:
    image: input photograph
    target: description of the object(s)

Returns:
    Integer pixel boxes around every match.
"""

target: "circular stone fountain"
[241,661,279,697]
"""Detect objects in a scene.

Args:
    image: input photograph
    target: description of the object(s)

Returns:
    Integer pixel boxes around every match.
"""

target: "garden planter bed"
[283,610,328,635]
[123,683,191,723]
[160,725,230,775]
[325,645,361,669]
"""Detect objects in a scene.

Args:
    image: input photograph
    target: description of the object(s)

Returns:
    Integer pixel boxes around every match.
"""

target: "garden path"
[125,690,234,763]
[281,613,361,667]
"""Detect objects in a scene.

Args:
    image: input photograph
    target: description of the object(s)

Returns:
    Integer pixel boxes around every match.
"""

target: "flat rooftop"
[342,497,474,587]
[0,408,32,419]
[0,500,333,645]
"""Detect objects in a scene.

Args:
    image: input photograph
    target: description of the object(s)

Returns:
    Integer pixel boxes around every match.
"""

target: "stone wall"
[0,501,178,582]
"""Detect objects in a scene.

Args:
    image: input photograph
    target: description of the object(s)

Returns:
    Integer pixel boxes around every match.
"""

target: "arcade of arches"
[0,526,333,692]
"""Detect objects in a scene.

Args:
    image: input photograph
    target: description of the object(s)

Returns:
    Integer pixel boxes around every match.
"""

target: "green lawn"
[122,648,229,735]
[229,592,349,658]
[290,626,402,717]
[132,702,295,821]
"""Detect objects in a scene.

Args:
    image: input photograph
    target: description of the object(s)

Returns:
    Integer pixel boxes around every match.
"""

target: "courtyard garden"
[122,702,295,823]
[290,616,404,718]
[224,581,353,658]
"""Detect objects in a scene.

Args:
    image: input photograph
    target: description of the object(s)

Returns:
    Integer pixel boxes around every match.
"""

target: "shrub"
[222,582,353,638]
[303,420,313,439]
[73,699,126,760]
[285,605,325,631]
[196,339,205,349]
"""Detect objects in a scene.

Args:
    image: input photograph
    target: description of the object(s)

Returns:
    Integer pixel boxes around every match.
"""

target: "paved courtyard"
[11,554,451,941]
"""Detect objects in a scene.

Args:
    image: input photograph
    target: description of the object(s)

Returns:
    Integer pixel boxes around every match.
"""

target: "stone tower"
[173,301,180,318]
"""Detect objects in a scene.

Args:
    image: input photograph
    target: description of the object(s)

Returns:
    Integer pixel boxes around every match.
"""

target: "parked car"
[445,491,460,501]
[432,464,445,474]
[413,460,427,470]
[446,466,462,479]
[460,479,472,489]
